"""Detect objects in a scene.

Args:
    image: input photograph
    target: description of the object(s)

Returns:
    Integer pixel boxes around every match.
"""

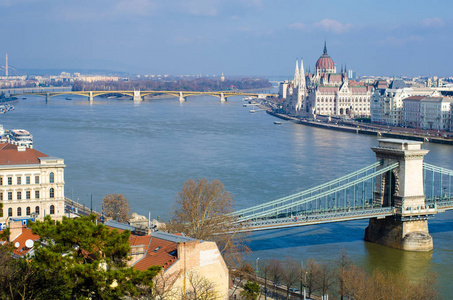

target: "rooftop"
[0,143,49,165]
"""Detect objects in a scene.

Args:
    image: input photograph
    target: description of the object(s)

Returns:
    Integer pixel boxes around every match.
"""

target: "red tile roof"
[404,96,424,101]
[10,226,40,256]
[0,143,48,165]
[131,234,179,271]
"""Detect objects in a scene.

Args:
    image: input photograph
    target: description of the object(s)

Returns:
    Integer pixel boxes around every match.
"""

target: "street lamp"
[255,257,260,279]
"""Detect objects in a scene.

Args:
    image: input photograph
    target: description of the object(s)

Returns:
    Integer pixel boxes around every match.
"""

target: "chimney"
[17,145,26,152]
[9,221,23,241]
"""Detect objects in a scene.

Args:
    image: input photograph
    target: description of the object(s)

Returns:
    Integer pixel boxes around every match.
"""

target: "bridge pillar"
[220,92,227,102]
[46,92,50,102]
[179,92,186,102]
[133,90,142,102]
[89,91,94,102]
[365,139,433,251]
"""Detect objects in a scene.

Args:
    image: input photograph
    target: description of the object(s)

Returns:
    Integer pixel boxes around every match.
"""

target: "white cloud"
[115,0,158,16]
[179,0,222,16]
[378,35,423,46]
[314,19,353,34]
[421,17,445,28]
[289,22,306,31]
[235,0,262,8]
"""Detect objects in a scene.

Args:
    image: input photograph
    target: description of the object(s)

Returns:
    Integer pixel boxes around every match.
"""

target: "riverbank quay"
[266,110,453,146]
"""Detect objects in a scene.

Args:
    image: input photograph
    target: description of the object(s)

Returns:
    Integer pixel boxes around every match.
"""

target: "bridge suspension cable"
[423,162,453,203]
[235,162,399,223]
[233,161,382,218]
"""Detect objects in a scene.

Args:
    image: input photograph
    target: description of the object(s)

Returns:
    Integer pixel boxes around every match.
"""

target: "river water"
[2,95,452,297]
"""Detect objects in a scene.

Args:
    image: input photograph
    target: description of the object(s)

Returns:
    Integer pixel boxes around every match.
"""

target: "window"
[17,177,21,185]
[35,176,39,184]
[17,207,21,216]
[26,176,30,184]
[8,208,12,217]
[26,191,31,199]
[17,191,22,200]
[49,172,54,183]
[0,192,2,201]
[50,188,54,198]
[50,205,55,215]
[35,191,40,199]
[26,206,31,215]
[0,177,2,185]
[8,192,12,200]
[35,206,40,214]
[8,177,12,185]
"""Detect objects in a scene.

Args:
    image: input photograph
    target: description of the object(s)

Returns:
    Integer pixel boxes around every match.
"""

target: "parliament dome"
[315,42,335,72]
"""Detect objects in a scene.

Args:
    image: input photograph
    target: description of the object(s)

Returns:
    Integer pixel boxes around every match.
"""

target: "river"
[2,94,452,297]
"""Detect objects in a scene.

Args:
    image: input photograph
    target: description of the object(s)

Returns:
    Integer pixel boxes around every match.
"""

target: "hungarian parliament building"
[279,43,373,119]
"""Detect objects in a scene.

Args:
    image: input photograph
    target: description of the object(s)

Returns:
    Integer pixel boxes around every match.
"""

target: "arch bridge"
[232,139,453,251]
[13,89,276,103]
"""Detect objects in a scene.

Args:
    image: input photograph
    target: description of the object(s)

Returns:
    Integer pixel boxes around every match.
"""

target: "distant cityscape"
[278,43,453,132]
[2,47,453,133]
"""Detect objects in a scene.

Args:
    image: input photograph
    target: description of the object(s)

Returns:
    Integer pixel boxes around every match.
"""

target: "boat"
[8,129,33,148]
[249,109,256,113]
[0,103,14,114]
[274,121,282,125]
[65,97,72,100]
[22,97,27,100]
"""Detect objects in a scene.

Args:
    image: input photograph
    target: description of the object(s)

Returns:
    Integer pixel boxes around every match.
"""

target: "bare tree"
[337,250,352,300]
[281,258,301,300]
[268,258,283,298]
[166,178,249,265]
[101,194,130,223]
[317,262,336,298]
[139,270,180,299]
[230,262,255,297]
[304,259,321,298]
[259,260,273,299]
[341,265,440,300]
[182,270,219,300]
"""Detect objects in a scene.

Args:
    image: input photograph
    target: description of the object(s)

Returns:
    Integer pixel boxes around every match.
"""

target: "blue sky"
[0,0,451,77]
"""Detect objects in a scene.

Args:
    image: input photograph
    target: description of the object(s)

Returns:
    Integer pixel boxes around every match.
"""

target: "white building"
[420,96,453,130]
[281,43,372,118]
[0,143,66,224]
[402,96,453,130]
[371,79,444,126]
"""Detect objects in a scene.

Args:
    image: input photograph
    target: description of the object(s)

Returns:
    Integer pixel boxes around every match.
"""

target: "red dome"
[315,54,335,71]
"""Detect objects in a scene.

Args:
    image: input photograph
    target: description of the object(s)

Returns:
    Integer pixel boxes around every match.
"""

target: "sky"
[0,0,452,77]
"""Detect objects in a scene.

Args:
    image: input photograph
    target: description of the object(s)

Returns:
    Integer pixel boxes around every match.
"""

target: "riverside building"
[281,42,372,118]
[402,96,453,130]
[370,79,444,126]
[0,143,65,224]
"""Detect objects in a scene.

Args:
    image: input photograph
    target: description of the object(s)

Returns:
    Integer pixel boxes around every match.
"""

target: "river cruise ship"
[8,129,33,148]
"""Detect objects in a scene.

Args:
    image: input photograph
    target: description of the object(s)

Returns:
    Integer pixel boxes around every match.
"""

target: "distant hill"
[16,68,131,76]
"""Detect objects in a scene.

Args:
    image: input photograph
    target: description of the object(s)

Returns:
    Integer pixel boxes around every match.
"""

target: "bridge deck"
[235,207,395,232]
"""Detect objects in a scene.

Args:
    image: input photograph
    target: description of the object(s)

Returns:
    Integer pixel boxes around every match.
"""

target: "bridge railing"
[423,163,453,203]
[235,206,395,232]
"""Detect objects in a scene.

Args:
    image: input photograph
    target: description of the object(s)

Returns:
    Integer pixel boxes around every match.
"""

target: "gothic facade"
[281,43,372,118]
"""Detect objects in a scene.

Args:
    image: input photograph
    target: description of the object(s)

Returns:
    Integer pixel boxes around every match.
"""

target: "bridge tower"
[365,139,433,251]
[133,90,142,102]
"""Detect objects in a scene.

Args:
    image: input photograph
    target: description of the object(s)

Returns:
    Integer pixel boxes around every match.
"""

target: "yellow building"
[128,231,229,299]
[0,143,65,225]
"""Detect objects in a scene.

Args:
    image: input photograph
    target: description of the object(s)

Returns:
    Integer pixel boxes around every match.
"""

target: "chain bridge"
[8,87,276,103]
[232,139,453,251]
